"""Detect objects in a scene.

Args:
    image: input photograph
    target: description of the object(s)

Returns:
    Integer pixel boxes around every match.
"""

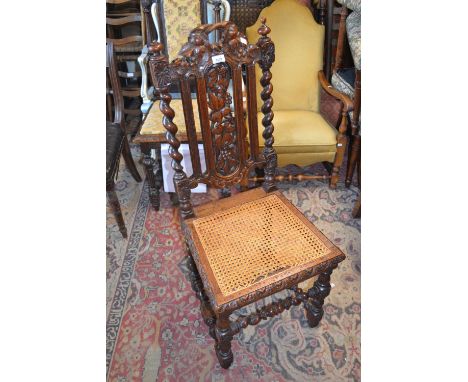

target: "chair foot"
[107,187,127,239]
[215,316,234,369]
[345,134,360,188]
[304,267,334,328]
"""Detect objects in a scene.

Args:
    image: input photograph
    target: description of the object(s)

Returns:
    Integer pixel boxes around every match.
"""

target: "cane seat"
[183,188,344,309]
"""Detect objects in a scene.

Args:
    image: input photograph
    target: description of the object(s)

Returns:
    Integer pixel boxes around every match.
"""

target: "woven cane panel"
[140,98,200,135]
[192,194,331,297]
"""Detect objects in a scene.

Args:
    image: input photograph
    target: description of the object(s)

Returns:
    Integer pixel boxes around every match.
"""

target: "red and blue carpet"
[106,146,361,381]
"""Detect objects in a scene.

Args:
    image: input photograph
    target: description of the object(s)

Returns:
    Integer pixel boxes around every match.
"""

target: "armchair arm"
[318,69,352,187]
[318,70,353,113]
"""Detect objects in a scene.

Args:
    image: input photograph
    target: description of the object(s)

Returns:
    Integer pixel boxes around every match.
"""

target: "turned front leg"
[305,267,335,328]
[330,111,348,189]
[186,253,216,340]
[215,315,234,369]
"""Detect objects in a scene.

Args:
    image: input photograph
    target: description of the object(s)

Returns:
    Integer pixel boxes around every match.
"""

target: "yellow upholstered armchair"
[246,0,352,188]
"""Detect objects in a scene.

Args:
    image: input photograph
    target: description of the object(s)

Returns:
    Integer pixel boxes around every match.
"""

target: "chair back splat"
[148,19,276,219]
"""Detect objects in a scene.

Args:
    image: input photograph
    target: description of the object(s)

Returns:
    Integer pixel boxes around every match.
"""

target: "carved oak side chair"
[107,0,145,134]
[149,20,345,368]
[107,42,142,238]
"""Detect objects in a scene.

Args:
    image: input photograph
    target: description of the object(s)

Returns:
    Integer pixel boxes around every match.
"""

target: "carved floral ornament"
[206,64,239,176]
[149,20,270,89]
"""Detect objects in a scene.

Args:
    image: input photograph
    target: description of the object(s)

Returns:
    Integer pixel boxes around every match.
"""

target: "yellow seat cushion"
[140,99,200,135]
[258,110,337,167]
[258,110,337,152]
[246,0,324,113]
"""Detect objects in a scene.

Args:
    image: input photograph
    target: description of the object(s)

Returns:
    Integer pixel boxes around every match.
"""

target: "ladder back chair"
[148,19,345,369]
[107,42,142,238]
[107,0,145,133]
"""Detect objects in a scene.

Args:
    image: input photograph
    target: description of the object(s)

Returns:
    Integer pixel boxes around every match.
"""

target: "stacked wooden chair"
[106,42,142,238]
[148,19,345,368]
[107,0,145,134]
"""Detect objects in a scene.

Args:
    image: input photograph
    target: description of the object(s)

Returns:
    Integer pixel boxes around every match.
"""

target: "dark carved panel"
[206,63,239,176]
[148,20,270,216]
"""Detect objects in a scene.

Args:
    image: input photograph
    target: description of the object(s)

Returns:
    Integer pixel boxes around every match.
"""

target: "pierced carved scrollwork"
[206,63,239,176]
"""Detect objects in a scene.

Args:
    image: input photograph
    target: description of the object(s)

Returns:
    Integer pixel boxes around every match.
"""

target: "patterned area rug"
[106,146,145,319]
[107,147,361,382]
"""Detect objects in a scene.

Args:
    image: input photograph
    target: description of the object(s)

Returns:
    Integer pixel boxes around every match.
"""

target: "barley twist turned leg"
[186,253,216,340]
[215,315,234,369]
[304,267,335,328]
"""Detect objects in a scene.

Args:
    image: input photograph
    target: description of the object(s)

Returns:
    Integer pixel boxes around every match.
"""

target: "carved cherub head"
[178,30,211,63]
[226,23,239,41]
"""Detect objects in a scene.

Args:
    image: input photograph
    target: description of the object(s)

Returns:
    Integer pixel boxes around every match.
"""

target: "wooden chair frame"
[148,19,345,368]
[107,42,142,238]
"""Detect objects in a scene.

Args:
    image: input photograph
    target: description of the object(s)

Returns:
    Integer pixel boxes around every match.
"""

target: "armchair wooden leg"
[186,253,217,340]
[330,112,348,189]
[330,139,347,189]
[141,144,161,210]
[215,315,234,369]
[345,134,360,188]
[304,267,335,328]
[121,138,142,182]
[107,183,127,239]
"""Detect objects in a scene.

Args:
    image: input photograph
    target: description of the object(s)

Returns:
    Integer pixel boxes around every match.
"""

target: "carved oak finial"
[258,17,271,37]
[149,40,164,55]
